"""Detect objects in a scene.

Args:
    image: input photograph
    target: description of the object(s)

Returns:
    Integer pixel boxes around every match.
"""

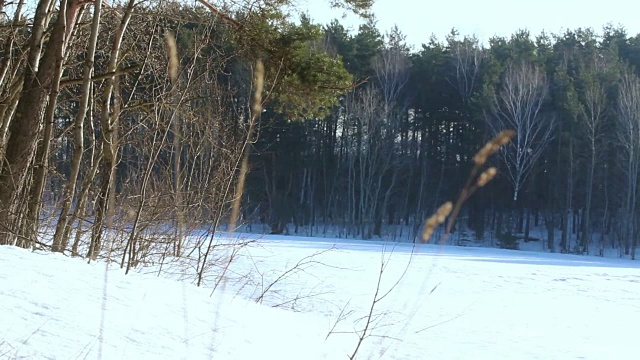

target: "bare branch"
[486,60,555,201]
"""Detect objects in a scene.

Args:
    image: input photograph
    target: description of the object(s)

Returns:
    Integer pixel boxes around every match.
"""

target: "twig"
[414,302,474,334]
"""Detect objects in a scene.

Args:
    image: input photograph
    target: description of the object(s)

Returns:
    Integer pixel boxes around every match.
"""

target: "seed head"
[477,167,497,187]
[164,31,178,83]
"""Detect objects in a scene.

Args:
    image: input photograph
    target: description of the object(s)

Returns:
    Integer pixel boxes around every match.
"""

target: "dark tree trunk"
[524,207,531,242]
[546,212,555,252]
[0,0,78,246]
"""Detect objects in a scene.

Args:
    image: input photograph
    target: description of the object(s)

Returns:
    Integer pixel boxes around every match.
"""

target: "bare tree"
[344,85,397,238]
[447,33,485,103]
[373,26,410,112]
[486,60,555,202]
[370,27,410,236]
[577,54,611,253]
[87,0,137,260]
[229,59,264,233]
[616,67,640,259]
[0,0,27,152]
[446,33,487,239]
[0,0,86,246]
[52,0,103,253]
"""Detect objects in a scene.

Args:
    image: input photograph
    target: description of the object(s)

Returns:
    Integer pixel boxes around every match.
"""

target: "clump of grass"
[421,130,515,243]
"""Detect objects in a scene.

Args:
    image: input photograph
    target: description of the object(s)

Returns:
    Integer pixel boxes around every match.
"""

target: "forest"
[2,0,640,265]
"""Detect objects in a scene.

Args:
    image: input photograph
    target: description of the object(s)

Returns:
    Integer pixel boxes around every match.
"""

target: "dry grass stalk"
[421,202,453,243]
[477,167,497,187]
[164,31,178,83]
[421,130,515,243]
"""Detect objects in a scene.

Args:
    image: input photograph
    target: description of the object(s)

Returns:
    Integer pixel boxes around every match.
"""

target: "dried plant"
[421,202,453,243]
[164,31,179,84]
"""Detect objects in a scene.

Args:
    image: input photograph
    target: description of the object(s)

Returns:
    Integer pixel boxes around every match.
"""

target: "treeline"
[247,23,640,258]
[0,0,371,266]
[1,0,640,263]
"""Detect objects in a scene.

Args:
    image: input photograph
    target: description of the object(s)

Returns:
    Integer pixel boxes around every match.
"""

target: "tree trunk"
[524,206,531,242]
[25,86,58,247]
[560,137,573,252]
[0,0,75,245]
[517,203,525,234]
[600,165,609,256]
[52,0,102,253]
[87,0,136,260]
[546,212,555,252]
[581,148,595,254]
[71,153,101,256]
[496,210,503,238]
[631,220,637,260]
[229,59,264,232]
[172,112,184,255]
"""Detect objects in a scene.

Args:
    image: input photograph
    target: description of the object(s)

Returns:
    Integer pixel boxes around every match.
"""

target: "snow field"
[2,234,640,359]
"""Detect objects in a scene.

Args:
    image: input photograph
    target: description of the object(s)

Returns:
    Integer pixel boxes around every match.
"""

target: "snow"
[2,234,640,359]
[0,244,334,359]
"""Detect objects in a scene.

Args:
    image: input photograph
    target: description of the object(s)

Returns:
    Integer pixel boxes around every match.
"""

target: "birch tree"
[486,60,555,202]
[576,53,614,252]
[616,67,640,259]
[370,27,409,235]
[447,33,485,104]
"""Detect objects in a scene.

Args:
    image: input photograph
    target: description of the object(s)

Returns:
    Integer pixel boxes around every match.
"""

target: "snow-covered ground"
[2,234,640,359]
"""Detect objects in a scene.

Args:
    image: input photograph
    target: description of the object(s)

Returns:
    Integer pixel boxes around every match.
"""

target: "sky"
[302,0,640,49]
